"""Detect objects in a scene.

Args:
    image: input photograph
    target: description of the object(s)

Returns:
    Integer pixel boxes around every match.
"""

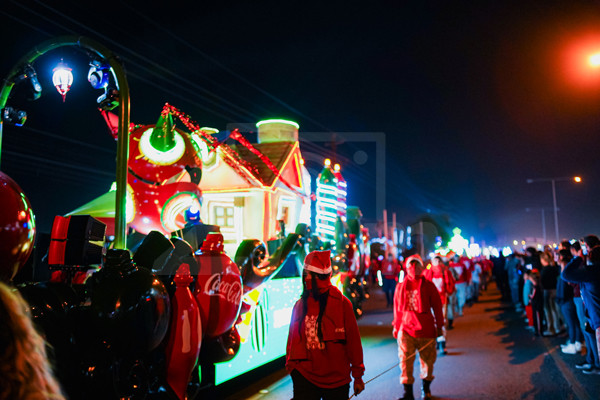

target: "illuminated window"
[214,205,235,228]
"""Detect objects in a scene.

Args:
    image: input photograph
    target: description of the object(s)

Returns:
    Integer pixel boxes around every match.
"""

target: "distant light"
[256,119,299,129]
[334,163,340,171]
[521,240,526,245]
[574,176,582,183]
[324,158,331,167]
[589,53,600,68]
[513,240,518,246]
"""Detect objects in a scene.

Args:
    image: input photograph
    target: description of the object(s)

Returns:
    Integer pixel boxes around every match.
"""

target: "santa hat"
[304,250,332,274]
[405,254,424,269]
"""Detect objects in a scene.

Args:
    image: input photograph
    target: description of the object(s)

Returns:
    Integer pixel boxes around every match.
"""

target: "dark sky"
[2,0,600,246]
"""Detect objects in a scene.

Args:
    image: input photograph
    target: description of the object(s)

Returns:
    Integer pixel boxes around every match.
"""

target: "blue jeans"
[583,323,600,367]
[509,278,520,306]
[560,300,583,344]
[447,292,456,321]
[573,298,596,365]
[455,282,467,315]
[382,278,396,306]
[574,297,586,333]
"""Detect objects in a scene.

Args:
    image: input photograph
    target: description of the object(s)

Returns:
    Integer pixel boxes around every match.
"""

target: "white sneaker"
[561,343,577,354]
[574,341,583,352]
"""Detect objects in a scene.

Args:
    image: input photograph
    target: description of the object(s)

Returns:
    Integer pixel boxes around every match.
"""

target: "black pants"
[291,369,350,400]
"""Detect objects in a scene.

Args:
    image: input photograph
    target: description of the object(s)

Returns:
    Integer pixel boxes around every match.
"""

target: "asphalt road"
[218,282,599,400]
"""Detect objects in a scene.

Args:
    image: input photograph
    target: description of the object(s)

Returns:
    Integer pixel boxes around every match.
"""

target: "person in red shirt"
[393,254,444,400]
[286,250,365,399]
[423,256,455,355]
[449,254,470,316]
[382,252,401,307]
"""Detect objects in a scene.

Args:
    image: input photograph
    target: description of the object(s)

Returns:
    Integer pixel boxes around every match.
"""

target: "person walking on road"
[423,255,455,355]
[393,254,444,400]
[286,250,365,399]
[382,252,401,307]
[449,254,470,316]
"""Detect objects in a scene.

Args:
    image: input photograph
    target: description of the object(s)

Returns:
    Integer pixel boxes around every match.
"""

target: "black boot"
[399,383,414,400]
[422,379,432,400]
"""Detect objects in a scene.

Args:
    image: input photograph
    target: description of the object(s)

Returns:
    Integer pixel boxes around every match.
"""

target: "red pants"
[525,304,534,327]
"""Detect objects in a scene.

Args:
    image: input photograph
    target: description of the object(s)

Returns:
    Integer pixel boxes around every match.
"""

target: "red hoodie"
[393,275,444,338]
[449,260,471,284]
[381,259,401,280]
[286,285,365,388]
[423,267,455,304]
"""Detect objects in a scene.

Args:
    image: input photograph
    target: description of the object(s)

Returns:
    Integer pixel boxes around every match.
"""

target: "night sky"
[2,0,600,247]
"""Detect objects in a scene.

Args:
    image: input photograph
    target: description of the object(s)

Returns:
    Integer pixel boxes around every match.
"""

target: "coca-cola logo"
[204,273,242,307]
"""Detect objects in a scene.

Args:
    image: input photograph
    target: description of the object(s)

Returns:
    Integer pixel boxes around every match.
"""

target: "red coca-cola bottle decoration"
[194,233,243,339]
[165,263,202,400]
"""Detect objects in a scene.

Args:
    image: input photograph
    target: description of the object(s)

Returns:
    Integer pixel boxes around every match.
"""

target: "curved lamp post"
[0,36,130,249]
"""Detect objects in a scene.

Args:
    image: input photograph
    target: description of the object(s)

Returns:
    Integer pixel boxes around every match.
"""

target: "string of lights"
[120,2,337,133]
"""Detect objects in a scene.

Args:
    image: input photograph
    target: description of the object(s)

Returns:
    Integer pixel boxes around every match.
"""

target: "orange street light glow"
[589,53,600,68]
[561,35,600,88]
[574,176,582,183]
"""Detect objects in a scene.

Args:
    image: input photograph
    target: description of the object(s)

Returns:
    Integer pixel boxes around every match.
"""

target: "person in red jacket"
[286,250,365,399]
[449,254,470,316]
[393,254,444,400]
[423,256,455,355]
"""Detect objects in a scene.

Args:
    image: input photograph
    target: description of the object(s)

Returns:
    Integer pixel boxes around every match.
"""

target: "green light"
[256,119,299,129]
[190,132,217,168]
[213,276,302,385]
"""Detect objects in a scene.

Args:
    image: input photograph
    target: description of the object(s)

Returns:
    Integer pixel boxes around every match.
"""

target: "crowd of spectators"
[492,235,600,375]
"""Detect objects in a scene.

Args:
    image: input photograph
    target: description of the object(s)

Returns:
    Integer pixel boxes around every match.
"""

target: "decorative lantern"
[52,60,73,102]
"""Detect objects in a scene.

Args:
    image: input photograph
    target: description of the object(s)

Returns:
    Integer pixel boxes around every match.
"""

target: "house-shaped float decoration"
[197,119,312,255]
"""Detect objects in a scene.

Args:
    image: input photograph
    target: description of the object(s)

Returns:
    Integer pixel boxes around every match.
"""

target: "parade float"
[0,90,369,399]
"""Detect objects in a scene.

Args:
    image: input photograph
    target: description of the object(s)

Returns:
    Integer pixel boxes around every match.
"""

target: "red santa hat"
[304,250,332,274]
[404,254,424,269]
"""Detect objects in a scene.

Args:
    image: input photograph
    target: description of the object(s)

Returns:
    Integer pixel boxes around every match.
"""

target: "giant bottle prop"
[165,263,202,400]
[193,233,243,339]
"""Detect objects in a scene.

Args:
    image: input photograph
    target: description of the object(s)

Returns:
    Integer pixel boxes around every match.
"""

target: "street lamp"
[0,36,131,249]
[526,176,582,243]
[589,53,600,68]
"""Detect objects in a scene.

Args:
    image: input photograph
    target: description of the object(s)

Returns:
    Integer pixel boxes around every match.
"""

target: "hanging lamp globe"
[52,60,73,102]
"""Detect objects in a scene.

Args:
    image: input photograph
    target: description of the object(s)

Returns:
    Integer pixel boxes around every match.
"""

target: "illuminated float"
[1,102,370,399]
